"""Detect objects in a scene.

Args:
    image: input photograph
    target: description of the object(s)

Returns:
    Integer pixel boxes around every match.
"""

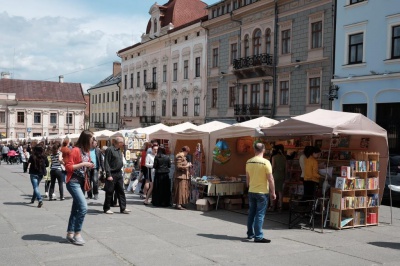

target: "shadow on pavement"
[368,241,400,250]
[3,201,33,206]
[87,209,104,215]
[22,234,67,243]
[197,233,250,242]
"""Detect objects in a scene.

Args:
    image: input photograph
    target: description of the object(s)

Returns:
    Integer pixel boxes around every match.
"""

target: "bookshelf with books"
[329,152,380,229]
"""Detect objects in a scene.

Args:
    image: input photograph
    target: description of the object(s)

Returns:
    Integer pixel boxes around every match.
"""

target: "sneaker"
[254,238,271,243]
[104,210,114,214]
[52,193,56,198]
[38,201,43,208]
[72,235,85,245]
[66,234,75,243]
[121,209,131,214]
[60,198,65,201]
[93,194,98,200]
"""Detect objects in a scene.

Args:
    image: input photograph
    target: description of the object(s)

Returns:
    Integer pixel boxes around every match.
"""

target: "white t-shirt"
[145,153,155,178]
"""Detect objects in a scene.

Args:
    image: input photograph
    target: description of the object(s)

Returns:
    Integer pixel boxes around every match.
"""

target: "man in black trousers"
[103,137,131,214]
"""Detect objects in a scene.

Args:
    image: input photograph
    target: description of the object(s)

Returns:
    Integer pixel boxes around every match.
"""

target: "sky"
[0,0,217,93]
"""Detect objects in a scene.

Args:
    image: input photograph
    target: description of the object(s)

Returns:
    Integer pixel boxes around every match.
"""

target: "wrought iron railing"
[93,122,105,128]
[145,82,158,91]
[140,116,161,124]
[234,104,271,116]
[233,53,273,70]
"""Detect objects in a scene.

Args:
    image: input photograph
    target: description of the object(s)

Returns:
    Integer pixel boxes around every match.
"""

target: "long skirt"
[173,178,190,205]
[152,173,171,207]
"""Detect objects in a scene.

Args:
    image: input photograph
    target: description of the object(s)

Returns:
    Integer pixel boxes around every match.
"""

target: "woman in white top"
[21,146,30,173]
[144,145,158,205]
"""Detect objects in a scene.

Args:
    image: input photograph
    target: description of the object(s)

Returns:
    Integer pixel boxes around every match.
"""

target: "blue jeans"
[247,192,269,240]
[30,174,43,202]
[66,181,87,233]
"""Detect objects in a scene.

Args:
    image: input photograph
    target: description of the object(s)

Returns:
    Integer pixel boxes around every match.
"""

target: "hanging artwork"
[213,140,231,164]
[236,137,253,154]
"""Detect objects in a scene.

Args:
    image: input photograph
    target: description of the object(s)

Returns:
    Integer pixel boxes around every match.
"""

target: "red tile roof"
[0,79,86,104]
[146,0,207,34]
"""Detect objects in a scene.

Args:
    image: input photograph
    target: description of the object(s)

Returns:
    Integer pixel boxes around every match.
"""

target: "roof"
[146,0,208,34]
[88,72,121,91]
[0,78,85,104]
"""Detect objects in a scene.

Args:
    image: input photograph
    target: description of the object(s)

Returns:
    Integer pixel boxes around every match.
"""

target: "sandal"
[176,206,186,210]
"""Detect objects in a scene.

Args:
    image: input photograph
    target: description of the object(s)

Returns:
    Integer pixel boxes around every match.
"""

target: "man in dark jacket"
[88,139,104,200]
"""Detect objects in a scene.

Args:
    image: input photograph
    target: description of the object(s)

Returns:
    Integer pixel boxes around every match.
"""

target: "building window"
[392,25,400,59]
[107,93,109,102]
[311,21,322,49]
[212,48,219,67]
[195,57,201,77]
[183,60,189,79]
[98,94,101,103]
[162,100,166,116]
[173,63,178,81]
[309,77,320,104]
[116,91,119,101]
[136,102,140,116]
[343,103,367,116]
[265,29,271,54]
[102,113,105,123]
[142,101,146,116]
[50,113,57,124]
[229,86,235,107]
[281,29,291,54]
[116,112,118,123]
[17,112,25,123]
[242,85,248,105]
[143,70,147,84]
[230,43,238,64]
[33,112,41,124]
[151,101,156,116]
[349,33,363,64]
[350,0,365,4]
[130,102,133,115]
[244,35,250,57]
[212,88,217,108]
[163,65,167,82]
[66,113,73,125]
[91,95,94,105]
[182,98,188,116]
[194,97,200,116]
[103,93,105,103]
[263,82,270,105]
[107,113,109,123]
[0,112,4,123]
[112,92,114,102]
[172,99,177,117]
[280,81,289,105]
[137,72,140,87]
[124,75,127,89]
[124,103,127,115]
[130,73,134,88]
[111,113,114,124]
[152,67,157,82]
[253,29,262,55]
[250,84,260,105]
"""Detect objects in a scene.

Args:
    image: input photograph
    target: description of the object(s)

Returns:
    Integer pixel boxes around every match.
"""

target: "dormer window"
[154,18,158,33]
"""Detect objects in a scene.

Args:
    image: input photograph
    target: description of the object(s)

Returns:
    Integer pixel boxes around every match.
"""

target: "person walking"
[28,145,49,207]
[173,146,192,210]
[2,144,9,164]
[49,143,64,201]
[103,137,130,214]
[143,145,158,205]
[65,130,94,245]
[21,146,30,173]
[246,142,276,243]
[152,145,171,207]
[87,139,104,200]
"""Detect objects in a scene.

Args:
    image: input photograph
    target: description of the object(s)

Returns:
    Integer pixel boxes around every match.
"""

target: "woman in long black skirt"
[152,145,171,207]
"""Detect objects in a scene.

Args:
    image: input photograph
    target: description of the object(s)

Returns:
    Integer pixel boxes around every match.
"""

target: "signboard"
[0,132,6,138]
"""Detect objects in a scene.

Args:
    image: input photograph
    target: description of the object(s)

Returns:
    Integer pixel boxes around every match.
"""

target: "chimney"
[59,75,64,83]
[113,61,121,77]
[1,72,10,79]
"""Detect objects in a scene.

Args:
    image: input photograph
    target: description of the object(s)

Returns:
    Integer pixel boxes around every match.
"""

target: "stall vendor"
[303,146,322,200]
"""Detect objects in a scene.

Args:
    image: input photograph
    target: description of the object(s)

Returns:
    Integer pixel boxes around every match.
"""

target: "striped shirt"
[50,151,62,171]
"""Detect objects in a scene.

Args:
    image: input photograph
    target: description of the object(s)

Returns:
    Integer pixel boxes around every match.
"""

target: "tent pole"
[320,134,333,233]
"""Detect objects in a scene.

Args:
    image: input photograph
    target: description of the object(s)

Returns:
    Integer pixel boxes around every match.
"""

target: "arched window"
[265,28,271,55]
[154,19,158,33]
[253,29,262,55]
[244,35,250,57]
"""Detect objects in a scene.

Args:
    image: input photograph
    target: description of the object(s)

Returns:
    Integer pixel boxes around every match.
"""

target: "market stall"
[261,109,388,229]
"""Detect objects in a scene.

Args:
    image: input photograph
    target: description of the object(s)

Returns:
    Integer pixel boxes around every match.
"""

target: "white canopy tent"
[94,130,115,140]
[261,109,388,198]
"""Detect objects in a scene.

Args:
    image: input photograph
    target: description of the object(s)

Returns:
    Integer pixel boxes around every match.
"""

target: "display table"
[191,180,245,210]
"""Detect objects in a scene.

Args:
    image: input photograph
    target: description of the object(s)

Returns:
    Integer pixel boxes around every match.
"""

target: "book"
[341,166,351,178]
[341,217,353,227]
[335,177,346,190]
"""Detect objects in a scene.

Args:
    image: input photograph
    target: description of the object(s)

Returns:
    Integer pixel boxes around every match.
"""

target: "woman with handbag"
[65,130,94,246]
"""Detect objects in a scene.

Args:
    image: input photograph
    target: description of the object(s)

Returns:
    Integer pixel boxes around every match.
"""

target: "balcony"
[140,116,161,126]
[93,122,105,128]
[145,82,158,93]
[233,53,274,79]
[234,104,272,121]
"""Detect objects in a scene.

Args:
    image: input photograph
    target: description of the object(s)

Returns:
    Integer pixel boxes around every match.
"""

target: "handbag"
[84,170,91,192]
